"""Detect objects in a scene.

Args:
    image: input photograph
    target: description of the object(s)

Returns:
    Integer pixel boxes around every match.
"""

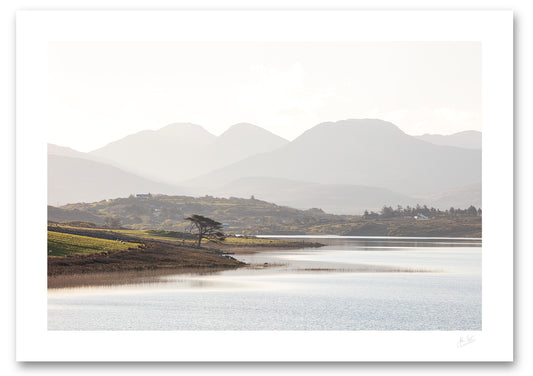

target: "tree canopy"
[104,216,122,229]
[185,214,225,247]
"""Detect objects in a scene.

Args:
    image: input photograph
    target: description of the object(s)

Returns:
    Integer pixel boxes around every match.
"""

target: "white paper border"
[16,10,513,362]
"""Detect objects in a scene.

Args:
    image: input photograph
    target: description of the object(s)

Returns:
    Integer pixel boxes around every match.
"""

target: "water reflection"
[257,236,481,249]
[48,237,482,330]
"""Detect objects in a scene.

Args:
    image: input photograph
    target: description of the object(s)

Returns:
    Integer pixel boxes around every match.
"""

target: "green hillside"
[53,195,342,234]
[49,194,481,238]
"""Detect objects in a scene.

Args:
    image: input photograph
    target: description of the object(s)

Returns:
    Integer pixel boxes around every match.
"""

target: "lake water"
[48,236,481,330]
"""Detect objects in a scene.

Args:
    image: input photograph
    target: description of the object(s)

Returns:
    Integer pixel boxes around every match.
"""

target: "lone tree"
[104,216,122,229]
[185,214,226,247]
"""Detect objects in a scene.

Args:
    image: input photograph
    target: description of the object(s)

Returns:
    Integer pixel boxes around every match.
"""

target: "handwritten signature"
[457,335,476,348]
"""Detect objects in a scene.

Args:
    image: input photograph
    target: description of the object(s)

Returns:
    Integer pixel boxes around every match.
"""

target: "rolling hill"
[48,194,482,237]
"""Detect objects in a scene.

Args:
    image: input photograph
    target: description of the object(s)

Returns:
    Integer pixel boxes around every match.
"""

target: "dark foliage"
[185,214,226,247]
[363,204,482,219]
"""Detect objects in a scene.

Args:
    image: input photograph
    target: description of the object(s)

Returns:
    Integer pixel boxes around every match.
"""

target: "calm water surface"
[48,236,481,330]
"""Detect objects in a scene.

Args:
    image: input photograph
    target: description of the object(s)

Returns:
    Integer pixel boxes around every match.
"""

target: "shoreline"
[47,241,323,289]
[254,234,482,240]
[47,225,479,289]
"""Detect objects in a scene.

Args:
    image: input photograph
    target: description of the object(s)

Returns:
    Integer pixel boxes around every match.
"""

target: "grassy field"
[47,231,140,257]
[115,229,198,246]
[48,225,322,249]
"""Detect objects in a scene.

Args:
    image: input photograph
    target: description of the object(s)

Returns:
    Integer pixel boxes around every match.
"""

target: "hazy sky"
[49,42,481,152]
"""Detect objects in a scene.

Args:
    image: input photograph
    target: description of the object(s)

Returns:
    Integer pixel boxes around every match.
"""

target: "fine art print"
[16,11,513,361]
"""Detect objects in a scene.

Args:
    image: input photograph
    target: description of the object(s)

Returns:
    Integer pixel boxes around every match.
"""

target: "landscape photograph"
[47,40,482,331]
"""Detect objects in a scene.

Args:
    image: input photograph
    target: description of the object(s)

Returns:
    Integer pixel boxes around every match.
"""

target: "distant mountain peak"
[158,122,216,138]
[309,118,404,132]
[48,143,115,165]
[227,122,258,129]
[48,143,81,154]
[222,122,261,134]
[220,122,289,142]
[159,122,205,130]
[334,118,404,131]
[294,118,405,145]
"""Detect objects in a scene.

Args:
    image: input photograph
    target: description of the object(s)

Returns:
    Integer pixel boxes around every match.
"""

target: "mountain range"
[186,119,481,196]
[48,119,482,213]
[90,122,289,183]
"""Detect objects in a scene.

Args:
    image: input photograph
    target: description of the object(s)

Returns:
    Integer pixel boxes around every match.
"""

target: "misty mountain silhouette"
[206,176,416,215]
[89,123,216,183]
[187,119,481,196]
[48,154,184,206]
[414,182,481,209]
[416,130,481,149]
[48,119,481,213]
[89,122,288,183]
[211,123,289,169]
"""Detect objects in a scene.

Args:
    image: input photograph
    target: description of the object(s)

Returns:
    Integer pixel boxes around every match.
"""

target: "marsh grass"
[245,263,287,270]
[353,265,438,273]
[296,265,439,273]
